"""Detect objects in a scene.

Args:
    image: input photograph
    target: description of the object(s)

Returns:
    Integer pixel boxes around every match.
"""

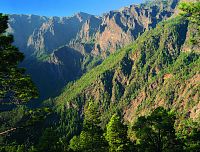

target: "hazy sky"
[0,0,144,17]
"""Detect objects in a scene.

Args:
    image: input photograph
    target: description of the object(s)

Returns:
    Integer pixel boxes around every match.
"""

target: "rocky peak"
[25,13,91,56]
[75,12,92,22]
[72,0,180,57]
[8,14,48,55]
[78,15,102,43]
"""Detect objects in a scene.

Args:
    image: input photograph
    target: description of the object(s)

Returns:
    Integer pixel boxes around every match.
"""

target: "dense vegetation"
[0,1,199,152]
[1,106,199,152]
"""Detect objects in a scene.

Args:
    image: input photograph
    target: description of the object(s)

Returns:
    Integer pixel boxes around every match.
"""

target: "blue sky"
[0,0,143,17]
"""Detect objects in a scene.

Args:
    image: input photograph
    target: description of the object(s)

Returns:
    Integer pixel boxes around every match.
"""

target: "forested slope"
[54,14,199,140]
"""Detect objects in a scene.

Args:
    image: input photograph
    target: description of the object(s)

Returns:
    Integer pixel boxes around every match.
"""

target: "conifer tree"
[105,114,130,152]
[0,13,38,104]
[69,101,107,151]
[133,107,183,152]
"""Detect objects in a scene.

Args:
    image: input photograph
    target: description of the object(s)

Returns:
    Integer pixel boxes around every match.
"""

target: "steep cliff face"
[27,13,91,56]
[8,0,181,101]
[8,14,48,56]
[22,46,83,100]
[78,15,102,43]
[8,13,91,57]
[75,0,179,57]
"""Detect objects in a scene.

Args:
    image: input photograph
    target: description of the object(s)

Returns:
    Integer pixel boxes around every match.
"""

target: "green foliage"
[37,128,63,152]
[179,1,200,25]
[18,107,52,127]
[57,107,82,142]
[69,135,82,151]
[133,107,183,152]
[82,55,102,72]
[56,45,130,108]
[0,106,26,145]
[142,0,175,9]
[83,101,101,128]
[0,106,53,151]
[179,1,200,45]
[69,101,107,151]
[176,119,200,152]
[0,145,25,152]
[69,130,107,152]
[36,53,50,62]
[105,114,130,152]
[185,128,200,152]
[0,13,38,104]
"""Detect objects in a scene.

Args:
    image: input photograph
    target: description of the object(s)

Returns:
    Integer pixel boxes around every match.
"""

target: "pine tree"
[37,128,62,152]
[105,114,130,152]
[69,101,108,151]
[133,107,183,152]
[0,13,38,104]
